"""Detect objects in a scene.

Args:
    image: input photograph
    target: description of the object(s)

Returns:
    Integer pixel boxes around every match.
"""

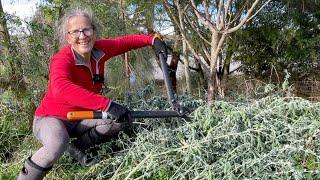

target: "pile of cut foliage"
[1,95,320,179]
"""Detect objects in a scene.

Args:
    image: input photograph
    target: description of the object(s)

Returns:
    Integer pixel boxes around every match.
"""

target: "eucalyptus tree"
[163,0,271,103]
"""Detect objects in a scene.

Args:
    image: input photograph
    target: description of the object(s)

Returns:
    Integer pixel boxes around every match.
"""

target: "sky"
[2,0,42,20]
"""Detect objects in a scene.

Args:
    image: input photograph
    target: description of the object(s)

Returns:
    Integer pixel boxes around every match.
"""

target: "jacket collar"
[72,47,105,65]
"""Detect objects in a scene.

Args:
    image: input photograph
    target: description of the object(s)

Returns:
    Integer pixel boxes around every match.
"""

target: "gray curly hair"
[57,6,98,47]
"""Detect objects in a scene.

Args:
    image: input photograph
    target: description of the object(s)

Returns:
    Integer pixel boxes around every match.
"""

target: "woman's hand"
[106,102,132,123]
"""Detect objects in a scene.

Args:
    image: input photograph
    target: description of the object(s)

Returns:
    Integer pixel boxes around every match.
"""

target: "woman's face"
[66,15,96,60]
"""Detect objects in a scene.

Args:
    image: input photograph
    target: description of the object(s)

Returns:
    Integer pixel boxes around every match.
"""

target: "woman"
[18,6,167,180]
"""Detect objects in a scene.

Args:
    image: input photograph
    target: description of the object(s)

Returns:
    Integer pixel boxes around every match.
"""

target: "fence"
[293,80,320,102]
[228,77,320,102]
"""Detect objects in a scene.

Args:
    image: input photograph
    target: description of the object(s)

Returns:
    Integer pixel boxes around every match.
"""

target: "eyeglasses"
[68,27,94,38]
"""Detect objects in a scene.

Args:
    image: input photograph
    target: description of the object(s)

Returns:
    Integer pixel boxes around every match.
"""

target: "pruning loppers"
[67,52,190,121]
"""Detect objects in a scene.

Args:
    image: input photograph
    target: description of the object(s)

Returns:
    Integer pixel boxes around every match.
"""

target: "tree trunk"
[182,39,192,94]
[216,55,224,99]
[219,44,234,99]
[0,1,10,58]
[207,73,216,103]
[120,0,130,86]
[207,31,219,103]
[195,59,206,91]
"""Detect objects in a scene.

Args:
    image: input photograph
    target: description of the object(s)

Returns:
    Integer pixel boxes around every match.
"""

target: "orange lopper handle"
[67,111,95,120]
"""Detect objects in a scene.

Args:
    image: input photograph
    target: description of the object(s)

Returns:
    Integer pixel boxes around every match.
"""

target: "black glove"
[153,38,168,58]
[106,102,132,123]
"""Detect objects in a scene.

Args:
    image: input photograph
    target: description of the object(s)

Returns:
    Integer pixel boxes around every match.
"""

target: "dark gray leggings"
[30,116,122,168]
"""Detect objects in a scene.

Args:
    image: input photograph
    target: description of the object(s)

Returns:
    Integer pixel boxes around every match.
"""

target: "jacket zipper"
[79,61,94,86]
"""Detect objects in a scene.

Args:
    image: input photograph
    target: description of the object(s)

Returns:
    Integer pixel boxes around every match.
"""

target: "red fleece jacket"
[35,34,154,120]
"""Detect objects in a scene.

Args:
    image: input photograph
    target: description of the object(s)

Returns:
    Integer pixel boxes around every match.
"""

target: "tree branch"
[225,0,260,34]
[190,0,216,32]
[246,0,272,22]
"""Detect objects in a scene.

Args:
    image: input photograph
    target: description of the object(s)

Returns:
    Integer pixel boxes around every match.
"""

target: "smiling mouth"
[79,42,89,45]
